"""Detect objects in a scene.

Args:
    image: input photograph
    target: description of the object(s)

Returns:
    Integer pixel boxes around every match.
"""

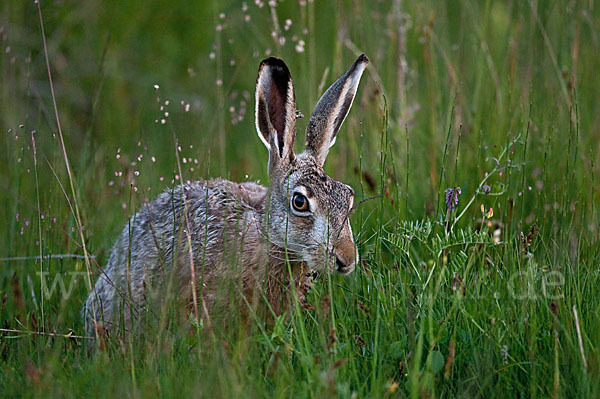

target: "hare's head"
[255,54,368,274]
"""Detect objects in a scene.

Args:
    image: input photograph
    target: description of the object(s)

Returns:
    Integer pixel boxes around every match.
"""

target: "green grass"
[1,0,599,397]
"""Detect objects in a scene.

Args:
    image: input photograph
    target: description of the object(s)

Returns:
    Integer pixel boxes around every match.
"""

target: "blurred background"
[2,0,598,238]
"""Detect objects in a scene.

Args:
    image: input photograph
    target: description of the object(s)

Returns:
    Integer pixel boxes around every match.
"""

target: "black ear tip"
[260,57,291,74]
[356,53,369,65]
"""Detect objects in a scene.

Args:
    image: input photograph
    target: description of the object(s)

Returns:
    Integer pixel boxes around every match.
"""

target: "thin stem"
[36,0,97,337]
[452,134,520,229]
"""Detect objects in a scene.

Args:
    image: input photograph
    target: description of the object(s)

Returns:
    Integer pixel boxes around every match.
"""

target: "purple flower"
[445,187,462,211]
[482,184,491,194]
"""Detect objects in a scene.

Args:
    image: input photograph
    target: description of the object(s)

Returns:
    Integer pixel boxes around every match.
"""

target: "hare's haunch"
[83,55,369,336]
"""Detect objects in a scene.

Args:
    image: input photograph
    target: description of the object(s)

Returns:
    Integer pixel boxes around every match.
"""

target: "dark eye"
[291,193,309,212]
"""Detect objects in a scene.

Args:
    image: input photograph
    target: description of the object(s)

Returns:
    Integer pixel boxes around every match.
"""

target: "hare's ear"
[255,57,297,174]
[304,54,368,166]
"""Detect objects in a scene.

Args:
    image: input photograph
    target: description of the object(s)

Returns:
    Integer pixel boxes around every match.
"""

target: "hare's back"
[126,179,268,267]
[83,179,267,334]
[133,178,267,235]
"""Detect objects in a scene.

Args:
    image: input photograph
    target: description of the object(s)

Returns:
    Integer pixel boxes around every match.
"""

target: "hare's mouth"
[335,256,353,274]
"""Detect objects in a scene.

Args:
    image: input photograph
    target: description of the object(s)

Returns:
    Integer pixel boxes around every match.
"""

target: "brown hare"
[83,54,369,336]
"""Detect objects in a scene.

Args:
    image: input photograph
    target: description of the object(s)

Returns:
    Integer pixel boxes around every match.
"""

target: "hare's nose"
[334,238,357,274]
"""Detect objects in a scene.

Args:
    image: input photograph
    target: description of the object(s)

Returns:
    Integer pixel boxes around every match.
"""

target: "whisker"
[351,195,381,214]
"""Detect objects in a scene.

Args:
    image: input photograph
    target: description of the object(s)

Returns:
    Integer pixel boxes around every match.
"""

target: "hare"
[83,54,369,337]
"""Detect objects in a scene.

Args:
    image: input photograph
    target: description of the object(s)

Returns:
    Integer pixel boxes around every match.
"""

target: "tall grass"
[1,0,599,397]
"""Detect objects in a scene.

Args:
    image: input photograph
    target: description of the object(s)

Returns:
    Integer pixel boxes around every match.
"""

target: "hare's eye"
[291,193,309,213]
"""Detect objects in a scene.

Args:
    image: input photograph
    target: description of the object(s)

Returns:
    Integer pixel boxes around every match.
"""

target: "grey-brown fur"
[83,54,369,337]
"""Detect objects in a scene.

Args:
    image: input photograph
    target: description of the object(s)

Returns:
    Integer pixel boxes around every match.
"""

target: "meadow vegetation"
[1,0,599,397]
